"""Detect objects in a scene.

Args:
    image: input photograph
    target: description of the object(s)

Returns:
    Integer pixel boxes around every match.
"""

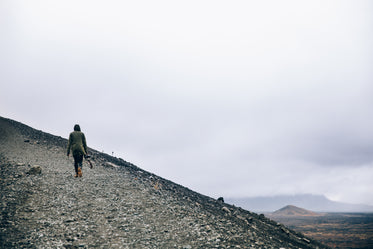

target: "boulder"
[217,197,225,203]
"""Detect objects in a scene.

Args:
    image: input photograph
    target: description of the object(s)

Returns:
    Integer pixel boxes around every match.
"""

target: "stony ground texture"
[0,117,330,249]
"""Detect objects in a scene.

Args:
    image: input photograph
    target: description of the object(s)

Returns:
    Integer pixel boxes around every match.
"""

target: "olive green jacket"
[67,131,87,156]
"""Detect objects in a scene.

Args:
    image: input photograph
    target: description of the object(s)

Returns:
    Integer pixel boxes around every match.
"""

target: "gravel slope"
[0,117,329,249]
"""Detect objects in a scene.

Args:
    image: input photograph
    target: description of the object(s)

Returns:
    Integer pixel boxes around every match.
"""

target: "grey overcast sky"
[1,0,373,205]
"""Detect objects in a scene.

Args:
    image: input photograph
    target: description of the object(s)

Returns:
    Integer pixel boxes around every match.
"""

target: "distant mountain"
[271,205,320,217]
[226,194,373,213]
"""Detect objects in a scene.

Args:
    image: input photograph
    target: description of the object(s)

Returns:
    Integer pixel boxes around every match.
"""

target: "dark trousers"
[73,154,83,174]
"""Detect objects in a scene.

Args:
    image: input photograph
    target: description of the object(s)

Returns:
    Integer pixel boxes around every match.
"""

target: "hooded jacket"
[67,130,87,156]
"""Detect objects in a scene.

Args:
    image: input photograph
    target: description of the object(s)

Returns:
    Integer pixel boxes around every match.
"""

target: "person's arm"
[67,133,72,156]
[82,133,88,155]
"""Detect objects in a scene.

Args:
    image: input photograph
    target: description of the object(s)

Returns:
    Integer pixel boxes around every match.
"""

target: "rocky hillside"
[0,116,329,248]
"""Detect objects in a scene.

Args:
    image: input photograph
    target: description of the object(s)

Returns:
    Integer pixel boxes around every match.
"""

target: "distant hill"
[226,194,373,213]
[0,116,329,248]
[271,205,320,217]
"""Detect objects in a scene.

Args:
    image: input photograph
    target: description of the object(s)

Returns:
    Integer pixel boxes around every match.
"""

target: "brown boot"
[78,168,82,177]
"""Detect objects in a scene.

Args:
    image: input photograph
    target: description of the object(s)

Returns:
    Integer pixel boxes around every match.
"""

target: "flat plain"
[270,212,373,249]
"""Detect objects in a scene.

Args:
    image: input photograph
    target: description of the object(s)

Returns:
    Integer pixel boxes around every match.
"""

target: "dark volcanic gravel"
[0,117,330,248]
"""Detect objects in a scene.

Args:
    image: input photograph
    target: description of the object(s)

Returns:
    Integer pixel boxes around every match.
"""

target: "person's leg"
[73,155,79,177]
[76,154,83,177]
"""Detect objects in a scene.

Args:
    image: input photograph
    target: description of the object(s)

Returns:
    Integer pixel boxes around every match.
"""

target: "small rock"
[63,244,78,249]
[280,227,290,235]
[27,165,42,175]
[104,162,119,168]
[217,197,224,203]
[303,237,311,243]
[222,207,231,214]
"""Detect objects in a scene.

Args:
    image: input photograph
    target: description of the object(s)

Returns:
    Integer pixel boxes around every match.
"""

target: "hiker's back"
[68,131,87,156]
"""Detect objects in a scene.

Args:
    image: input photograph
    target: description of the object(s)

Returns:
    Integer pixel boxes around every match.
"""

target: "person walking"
[67,124,88,177]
